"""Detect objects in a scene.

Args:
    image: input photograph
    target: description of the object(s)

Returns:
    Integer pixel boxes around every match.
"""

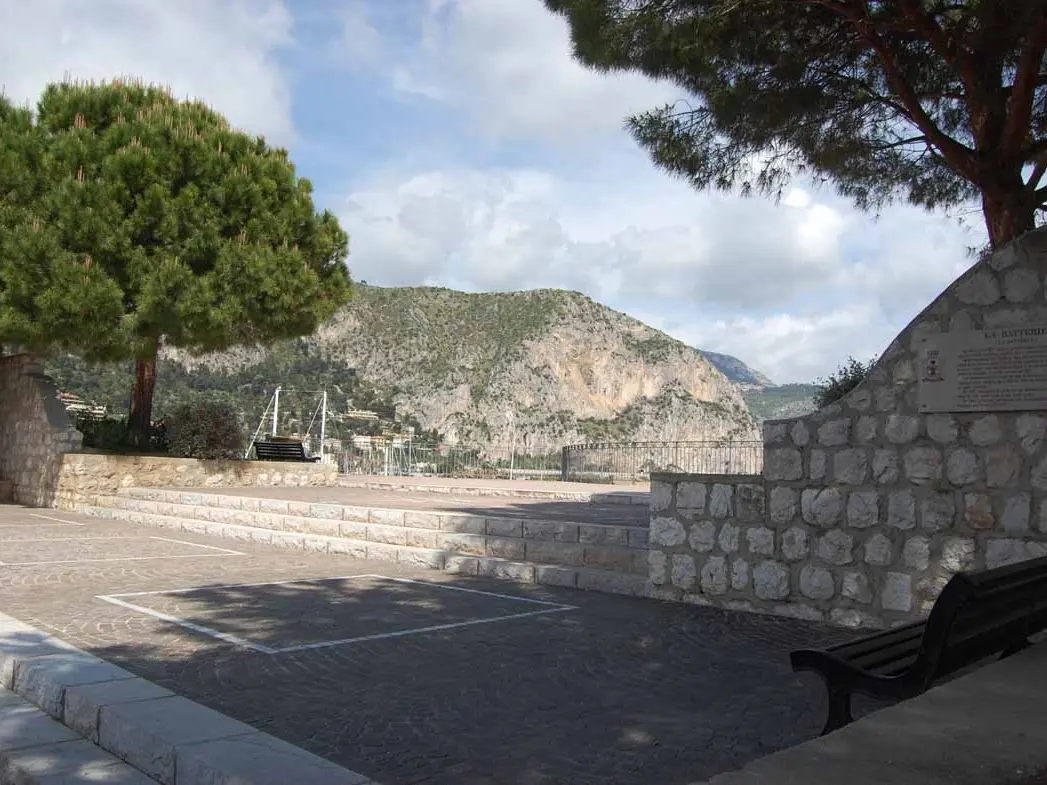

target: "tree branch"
[833,7,977,179]
[1002,11,1047,164]
[871,135,929,151]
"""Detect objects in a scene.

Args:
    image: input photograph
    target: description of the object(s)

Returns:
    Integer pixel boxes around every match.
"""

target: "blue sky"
[1,0,986,383]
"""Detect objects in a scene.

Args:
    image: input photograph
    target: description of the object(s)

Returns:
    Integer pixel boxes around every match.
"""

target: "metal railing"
[334,439,764,483]
[336,443,562,480]
[560,440,763,483]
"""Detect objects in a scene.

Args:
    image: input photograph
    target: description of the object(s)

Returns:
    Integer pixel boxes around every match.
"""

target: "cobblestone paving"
[0,505,854,785]
[195,486,650,525]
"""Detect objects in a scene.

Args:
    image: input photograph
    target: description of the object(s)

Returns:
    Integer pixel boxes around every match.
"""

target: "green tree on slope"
[544,0,1047,248]
[0,79,352,446]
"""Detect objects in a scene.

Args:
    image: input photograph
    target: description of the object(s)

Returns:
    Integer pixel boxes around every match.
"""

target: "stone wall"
[57,453,339,511]
[0,355,83,507]
[650,227,1047,628]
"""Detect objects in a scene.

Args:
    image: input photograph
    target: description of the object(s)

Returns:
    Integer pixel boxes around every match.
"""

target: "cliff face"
[164,285,760,451]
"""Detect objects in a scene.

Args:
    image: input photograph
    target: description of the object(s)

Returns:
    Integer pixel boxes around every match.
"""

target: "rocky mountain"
[690,349,818,422]
[159,285,759,452]
[697,350,774,387]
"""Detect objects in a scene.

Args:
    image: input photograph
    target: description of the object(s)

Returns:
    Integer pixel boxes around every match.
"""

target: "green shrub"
[76,415,130,451]
[76,415,168,453]
[166,402,245,460]
[813,357,875,408]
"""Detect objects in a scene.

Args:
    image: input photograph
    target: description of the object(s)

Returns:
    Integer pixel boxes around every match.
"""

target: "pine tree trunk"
[128,348,158,450]
[982,188,1037,249]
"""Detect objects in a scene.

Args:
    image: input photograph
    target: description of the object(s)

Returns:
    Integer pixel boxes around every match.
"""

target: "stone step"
[335,478,599,501]
[332,478,650,505]
[115,488,650,550]
[104,495,646,575]
[118,489,644,531]
[82,503,649,598]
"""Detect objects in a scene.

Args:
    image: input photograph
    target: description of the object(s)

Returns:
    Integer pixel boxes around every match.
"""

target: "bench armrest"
[790,649,920,701]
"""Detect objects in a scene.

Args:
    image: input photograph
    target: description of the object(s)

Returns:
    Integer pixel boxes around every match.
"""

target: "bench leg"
[821,685,854,735]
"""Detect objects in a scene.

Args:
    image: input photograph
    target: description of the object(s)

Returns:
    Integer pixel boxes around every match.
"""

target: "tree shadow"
[63,576,861,785]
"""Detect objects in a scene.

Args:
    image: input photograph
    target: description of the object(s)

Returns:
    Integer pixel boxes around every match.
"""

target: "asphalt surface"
[0,504,853,785]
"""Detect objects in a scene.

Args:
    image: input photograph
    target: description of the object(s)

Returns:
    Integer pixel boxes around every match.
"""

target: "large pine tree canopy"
[0,79,352,362]
[544,0,1047,246]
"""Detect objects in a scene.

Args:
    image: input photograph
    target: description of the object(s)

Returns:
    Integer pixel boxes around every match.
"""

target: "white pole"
[507,411,516,481]
[272,387,280,438]
[319,390,327,463]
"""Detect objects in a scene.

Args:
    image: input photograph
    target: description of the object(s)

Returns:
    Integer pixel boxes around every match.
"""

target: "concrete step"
[116,488,649,552]
[334,477,650,505]
[84,499,650,598]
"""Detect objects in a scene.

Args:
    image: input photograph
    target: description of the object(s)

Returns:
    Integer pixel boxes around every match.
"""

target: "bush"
[813,356,875,408]
[166,401,245,460]
[76,415,130,452]
[76,415,169,453]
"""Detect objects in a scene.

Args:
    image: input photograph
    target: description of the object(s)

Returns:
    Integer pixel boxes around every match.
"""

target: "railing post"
[561,446,569,482]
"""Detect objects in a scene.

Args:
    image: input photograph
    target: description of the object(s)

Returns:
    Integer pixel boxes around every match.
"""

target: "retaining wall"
[651,227,1047,627]
[0,354,83,507]
[57,453,339,511]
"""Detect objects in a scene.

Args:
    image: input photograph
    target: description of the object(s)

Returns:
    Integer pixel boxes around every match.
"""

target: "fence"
[560,441,763,483]
[334,439,763,483]
[335,443,562,480]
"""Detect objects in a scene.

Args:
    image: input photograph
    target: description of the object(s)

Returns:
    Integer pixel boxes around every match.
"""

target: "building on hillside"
[57,391,107,420]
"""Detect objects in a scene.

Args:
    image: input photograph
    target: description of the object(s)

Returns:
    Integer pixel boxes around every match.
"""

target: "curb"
[0,612,377,785]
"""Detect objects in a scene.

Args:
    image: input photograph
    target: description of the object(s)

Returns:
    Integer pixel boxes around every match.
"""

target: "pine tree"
[0,79,352,446]
[545,0,1047,247]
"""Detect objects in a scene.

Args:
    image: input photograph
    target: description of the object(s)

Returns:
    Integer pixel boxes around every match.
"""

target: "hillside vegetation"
[47,285,760,451]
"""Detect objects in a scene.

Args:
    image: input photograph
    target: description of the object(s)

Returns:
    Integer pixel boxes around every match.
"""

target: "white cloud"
[339,156,981,383]
[0,0,296,145]
[338,0,680,144]
[329,0,987,384]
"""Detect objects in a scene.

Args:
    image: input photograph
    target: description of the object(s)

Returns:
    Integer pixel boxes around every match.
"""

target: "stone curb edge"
[0,611,378,785]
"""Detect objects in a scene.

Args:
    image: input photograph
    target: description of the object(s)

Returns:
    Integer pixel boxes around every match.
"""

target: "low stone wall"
[650,473,841,623]
[0,355,83,508]
[57,453,339,511]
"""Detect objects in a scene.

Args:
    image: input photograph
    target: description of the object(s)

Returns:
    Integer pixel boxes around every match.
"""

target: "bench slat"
[827,620,925,659]
[253,440,317,462]
[848,635,924,673]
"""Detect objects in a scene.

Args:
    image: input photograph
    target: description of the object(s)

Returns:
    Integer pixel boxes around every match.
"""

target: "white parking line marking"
[96,573,578,653]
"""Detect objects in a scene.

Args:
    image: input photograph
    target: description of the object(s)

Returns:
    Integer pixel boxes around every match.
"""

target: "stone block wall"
[57,453,339,511]
[650,227,1047,628]
[0,355,83,507]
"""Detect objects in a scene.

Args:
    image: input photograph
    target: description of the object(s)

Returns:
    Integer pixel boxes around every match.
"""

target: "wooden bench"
[253,440,320,463]
[790,555,1047,735]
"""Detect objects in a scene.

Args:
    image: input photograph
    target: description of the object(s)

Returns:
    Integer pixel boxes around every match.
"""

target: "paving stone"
[486,536,525,560]
[477,558,535,583]
[98,696,257,785]
[535,565,578,589]
[485,517,522,537]
[439,515,486,535]
[0,694,79,751]
[0,636,79,691]
[575,569,647,596]
[13,653,135,720]
[175,731,373,785]
[0,737,157,785]
[65,677,174,743]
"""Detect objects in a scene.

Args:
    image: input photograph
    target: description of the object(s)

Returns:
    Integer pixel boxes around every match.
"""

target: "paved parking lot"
[0,504,851,785]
